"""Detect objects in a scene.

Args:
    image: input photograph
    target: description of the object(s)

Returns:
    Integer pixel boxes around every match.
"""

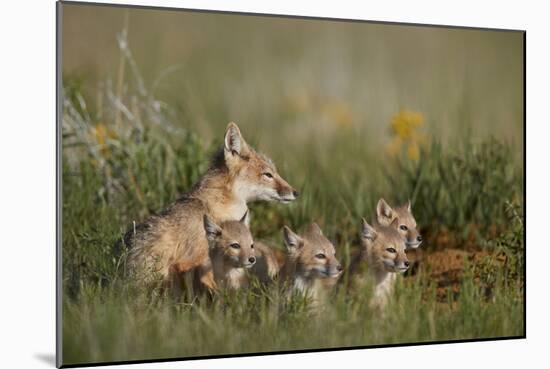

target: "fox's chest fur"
[348,255,397,308]
[369,268,396,307]
[283,258,333,307]
[292,277,330,305]
[212,262,248,290]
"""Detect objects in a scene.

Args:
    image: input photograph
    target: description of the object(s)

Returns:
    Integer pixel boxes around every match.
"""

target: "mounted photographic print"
[57,1,525,367]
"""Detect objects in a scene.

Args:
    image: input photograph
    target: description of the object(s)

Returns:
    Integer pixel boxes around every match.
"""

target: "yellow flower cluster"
[387,110,425,161]
[92,123,118,159]
[391,110,424,140]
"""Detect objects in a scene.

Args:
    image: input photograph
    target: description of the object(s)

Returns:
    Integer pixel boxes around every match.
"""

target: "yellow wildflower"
[390,110,424,140]
[387,109,426,161]
[92,123,118,158]
[94,123,107,146]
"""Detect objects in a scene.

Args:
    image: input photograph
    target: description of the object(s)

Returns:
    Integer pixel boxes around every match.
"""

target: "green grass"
[60,15,524,366]
[63,268,523,365]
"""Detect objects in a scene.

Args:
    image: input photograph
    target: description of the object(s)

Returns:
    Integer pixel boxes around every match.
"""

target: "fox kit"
[281,224,343,306]
[375,198,422,249]
[350,218,409,308]
[202,213,256,290]
[123,122,298,292]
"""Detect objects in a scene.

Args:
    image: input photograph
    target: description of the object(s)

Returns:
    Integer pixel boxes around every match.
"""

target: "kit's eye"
[315,253,326,259]
[230,243,241,249]
[399,225,408,231]
[386,247,397,253]
[263,172,273,179]
[251,244,254,249]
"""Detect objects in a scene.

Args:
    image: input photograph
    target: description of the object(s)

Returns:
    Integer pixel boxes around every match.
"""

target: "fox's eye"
[263,172,273,179]
[386,247,397,253]
[251,243,254,249]
[315,253,326,259]
[230,243,241,249]
[399,225,408,231]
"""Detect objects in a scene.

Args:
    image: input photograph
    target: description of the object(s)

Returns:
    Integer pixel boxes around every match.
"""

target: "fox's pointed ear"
[239,209,250,227]
[376,198,394,222]
[307,222,323,236]
[405,199,412,213]
[283,226,303,252]
[361,218,377,241]
[203,215,222,242]
[224,122,249,156]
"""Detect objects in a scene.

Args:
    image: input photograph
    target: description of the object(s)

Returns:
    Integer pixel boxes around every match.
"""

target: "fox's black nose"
[417,236,423,242]
[248,257,256,264]
[404,261,410,267]
[293,190,300,198]
[337,264,343,271]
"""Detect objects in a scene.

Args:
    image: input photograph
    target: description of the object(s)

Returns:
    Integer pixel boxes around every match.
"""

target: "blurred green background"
[62,4,523,148]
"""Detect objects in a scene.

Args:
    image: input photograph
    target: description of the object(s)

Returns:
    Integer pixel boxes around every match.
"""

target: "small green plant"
[484,201,525,284]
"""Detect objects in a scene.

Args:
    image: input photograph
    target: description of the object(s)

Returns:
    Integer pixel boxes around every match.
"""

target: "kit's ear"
[283,226,303,253]
[239,209,250,227]
[376,198,394,223]
[361,218,378,242]
[405,199,412,213]
[203,215,222,242]
[307,222,323,236]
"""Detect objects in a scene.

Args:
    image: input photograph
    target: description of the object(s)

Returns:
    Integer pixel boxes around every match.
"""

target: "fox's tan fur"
[280,224,343,306]
[349,218,409,308]
[123,122,297,292]
[250,241,283,284]
[202,213,255,290]
[374,198,422,249]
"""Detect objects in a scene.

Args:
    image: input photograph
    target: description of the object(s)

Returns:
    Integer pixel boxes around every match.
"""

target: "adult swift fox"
[123,122,298,292]
[280,224,343,305]
[349,218,409,308]
[374,198,422,249]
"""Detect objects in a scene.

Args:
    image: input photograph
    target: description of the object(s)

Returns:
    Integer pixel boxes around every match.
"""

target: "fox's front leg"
[169,259,200,300]
[167,263,185,300]
[198,261,218,294]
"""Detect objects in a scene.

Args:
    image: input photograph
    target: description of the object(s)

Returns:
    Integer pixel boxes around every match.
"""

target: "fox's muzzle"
[322,263,343,278]
[275,177,299,203]
[405,234,423,249]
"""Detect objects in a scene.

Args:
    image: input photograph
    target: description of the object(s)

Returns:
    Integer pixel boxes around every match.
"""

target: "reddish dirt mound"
[423,249,470,274]
[407,248,497,301]
[422,224,501,251]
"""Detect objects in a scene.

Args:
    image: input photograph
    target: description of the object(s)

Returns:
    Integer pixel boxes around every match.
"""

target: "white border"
[1,1,548,368]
